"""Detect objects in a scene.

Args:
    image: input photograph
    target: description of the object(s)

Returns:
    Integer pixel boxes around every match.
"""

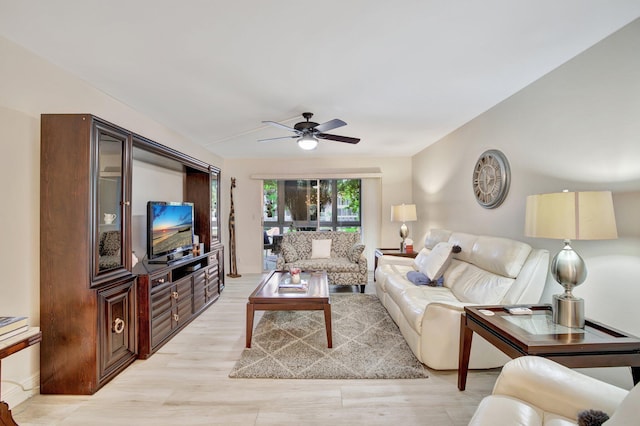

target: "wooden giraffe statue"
[227,177,241,277]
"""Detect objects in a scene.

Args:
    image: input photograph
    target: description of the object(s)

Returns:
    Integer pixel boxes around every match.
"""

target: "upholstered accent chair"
[275,231,367,292]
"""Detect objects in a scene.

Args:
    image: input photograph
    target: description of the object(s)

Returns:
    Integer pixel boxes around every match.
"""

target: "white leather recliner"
[469,356,639,425]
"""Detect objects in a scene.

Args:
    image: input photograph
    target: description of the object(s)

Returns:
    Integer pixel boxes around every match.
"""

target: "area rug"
[229,293,428,379]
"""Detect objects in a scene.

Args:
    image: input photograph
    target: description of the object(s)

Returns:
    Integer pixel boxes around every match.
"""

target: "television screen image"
[148,201,194,261]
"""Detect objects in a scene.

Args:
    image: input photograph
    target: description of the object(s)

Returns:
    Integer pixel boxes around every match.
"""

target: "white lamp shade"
[391,204,417,222]
[524,191,617,240]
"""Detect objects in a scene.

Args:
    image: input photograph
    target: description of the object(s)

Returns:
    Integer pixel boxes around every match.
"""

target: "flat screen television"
[147,201,194,263]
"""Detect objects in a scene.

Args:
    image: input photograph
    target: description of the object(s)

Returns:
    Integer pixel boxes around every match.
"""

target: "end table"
[458,305,640,391]
[1,328,42,425]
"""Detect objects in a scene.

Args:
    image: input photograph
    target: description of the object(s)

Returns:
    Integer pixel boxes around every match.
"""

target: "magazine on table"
[0,316,29,341]
[278,275,308,292]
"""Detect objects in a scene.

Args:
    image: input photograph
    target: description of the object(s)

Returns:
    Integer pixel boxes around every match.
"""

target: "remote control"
[507,307,533,315]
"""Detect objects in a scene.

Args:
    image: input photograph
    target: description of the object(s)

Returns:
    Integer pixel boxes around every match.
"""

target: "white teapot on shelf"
[103,213,117,224]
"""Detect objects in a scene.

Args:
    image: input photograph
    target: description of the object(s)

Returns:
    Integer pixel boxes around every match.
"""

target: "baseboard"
[2,371,40,409]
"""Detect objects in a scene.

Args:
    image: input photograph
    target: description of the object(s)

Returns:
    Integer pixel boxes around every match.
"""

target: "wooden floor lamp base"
[227,273,242,278]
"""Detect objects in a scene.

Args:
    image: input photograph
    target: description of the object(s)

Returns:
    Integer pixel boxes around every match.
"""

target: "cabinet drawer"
[150,281,173,315]
[151,307,173,349]
[151,273,170,288]
[150,281,175,349]
[205,265,220,303]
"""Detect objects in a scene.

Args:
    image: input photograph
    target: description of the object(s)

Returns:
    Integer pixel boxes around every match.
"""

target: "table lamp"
[524,191,617,328]
[391,204,417,252]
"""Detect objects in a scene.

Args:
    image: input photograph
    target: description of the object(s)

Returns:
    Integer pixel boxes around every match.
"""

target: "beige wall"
[0,36,223,407]
[222,157,413,274]
[412,20,640,387]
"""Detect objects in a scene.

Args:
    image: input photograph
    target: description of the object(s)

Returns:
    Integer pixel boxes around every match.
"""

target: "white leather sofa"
[375,229,549,370]
[470,356,638,425]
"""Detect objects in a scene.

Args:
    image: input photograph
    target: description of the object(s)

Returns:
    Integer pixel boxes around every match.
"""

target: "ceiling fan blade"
[262,120,299,133]
[313,119,346,133]
[258,135,298,142]
[317,133,360,144]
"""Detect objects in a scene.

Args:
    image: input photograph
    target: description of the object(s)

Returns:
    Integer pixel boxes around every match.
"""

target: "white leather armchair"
[469,356,639,425]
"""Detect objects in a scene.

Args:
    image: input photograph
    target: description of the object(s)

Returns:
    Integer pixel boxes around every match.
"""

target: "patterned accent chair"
[275,231,367,292]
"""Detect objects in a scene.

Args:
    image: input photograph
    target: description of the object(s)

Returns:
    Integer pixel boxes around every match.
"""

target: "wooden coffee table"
[246,270,332,348]
[458,305,640,390]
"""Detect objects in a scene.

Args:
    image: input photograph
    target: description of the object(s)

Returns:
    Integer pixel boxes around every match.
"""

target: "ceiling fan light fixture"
[297,135,318,150]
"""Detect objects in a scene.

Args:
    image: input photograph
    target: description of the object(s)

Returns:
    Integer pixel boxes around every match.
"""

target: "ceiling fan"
[259,112,360,150]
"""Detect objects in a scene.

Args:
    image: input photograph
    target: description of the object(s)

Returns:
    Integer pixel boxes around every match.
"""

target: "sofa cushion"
[444,259,514,304]
[281,242,298,263]
[424,229,452,249]
[390,283,462,334]
[376,263,415,292]
[412,247,430,271]
[349,243,365,262]
[331,232,356,257]
[419,242,455,281]
[311,239,332,259]
[471,236,533,279]
[289,257,360,273]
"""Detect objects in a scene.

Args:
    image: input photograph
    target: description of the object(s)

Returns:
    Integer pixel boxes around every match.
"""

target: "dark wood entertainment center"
[40,114,224,394]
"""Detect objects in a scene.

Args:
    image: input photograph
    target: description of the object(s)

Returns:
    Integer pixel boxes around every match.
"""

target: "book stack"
[0,316,29,341]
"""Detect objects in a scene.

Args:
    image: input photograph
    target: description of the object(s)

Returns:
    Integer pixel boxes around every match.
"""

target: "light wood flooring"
[13,273,499,425]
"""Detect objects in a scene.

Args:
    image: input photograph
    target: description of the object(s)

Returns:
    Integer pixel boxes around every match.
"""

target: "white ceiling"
[1,1,639,159]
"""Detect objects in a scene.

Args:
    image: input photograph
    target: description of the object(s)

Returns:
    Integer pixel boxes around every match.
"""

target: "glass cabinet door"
[210,169,220,245]
[93,122,131,284]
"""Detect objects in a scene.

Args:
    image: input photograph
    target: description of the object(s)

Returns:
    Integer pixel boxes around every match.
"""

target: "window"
[262,179,361,232]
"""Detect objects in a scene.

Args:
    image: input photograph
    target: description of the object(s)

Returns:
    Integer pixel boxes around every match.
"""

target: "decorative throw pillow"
[349,244,365,262]
[407,271,429,285]
[406,271,444,287]
[311,239,332,259]
[281,242,298,263]
[577,410,609,426]
[419,242,459,281]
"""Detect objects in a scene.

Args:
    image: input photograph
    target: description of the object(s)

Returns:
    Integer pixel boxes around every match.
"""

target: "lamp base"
[552,293,585,328]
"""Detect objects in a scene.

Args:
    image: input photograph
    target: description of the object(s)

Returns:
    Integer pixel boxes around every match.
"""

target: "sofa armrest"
[357,254,368,273]
[493,356,628,420]
[377,255,416,267]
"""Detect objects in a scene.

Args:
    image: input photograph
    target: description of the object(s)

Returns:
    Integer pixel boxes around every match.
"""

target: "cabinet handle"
[112,318,125,334]
[173,313,179,322]
[172,291,179,299]
[122,201,131,206]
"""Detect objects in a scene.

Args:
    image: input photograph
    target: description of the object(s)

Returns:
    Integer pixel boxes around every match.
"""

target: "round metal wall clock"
[472,149,511,209]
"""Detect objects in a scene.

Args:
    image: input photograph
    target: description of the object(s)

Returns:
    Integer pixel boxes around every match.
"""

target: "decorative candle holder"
[290,267,301,284]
